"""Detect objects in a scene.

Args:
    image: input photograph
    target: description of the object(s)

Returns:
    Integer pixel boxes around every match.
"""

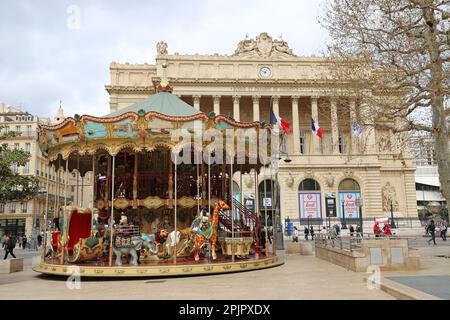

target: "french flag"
[270,106,291,134]
[311,118,323,139]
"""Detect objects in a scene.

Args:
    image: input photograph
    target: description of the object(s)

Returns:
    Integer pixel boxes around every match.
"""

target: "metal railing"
[314,232,403,252]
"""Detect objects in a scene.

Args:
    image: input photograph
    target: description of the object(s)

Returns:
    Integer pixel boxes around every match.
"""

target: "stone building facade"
[105,33,418,230]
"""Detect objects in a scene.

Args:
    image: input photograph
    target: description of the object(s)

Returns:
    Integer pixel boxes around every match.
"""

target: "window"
[14,143,19,150]
[299,129,305,154]
[15,125,21,135]
[299,179,321,191]
[4,126,9,134]
[10,202,16,213]
[0,204,4,214]
[12,163,18,174]
[21,202,27,213]
[23,162,30,174]
[25,143,30,153]
[26,125,32,136]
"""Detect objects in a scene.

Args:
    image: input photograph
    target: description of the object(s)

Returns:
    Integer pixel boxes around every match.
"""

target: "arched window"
[298,178,320,191]
[338,178,360,191]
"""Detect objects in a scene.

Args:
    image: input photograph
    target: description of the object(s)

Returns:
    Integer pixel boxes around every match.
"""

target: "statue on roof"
[156,41,168,55]
[233,32,296,58]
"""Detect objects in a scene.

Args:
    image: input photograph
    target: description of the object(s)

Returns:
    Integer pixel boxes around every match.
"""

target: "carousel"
[33,82,284,277]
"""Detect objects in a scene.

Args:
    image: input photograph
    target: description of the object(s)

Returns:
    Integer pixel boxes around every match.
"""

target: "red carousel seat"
[67,208,92,256]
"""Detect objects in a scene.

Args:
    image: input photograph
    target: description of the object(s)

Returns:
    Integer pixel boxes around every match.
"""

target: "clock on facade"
[259,67,271,78]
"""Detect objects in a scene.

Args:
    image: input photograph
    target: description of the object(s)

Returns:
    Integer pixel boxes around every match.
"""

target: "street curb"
[363,276,441,300]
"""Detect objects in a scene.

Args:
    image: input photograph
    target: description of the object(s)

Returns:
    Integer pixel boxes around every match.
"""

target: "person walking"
[349,225,355,237]
[304,226,309,240]
[383,223,392,236]
[373,222,381,237]
[37,233,43,247]
[22,236,27,250]
[17,235,22,249]
[440,223,447,241]
[427,220,437,245]
[3,234,17,259]
[292,226,299,242]
[309,225,315,240]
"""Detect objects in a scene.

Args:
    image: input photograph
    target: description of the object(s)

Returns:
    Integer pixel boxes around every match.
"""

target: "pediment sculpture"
[382,182,398,212]
[233,32,296,59]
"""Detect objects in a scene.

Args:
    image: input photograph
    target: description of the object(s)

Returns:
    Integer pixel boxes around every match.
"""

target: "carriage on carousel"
[34,82,283,277]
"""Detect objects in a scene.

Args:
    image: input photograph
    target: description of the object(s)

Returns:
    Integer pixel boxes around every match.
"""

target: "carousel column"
[91,155,96,230]
[233,95,241,122]
[168,152,174,205]
[77,154,80,206]
[254,168,259,253]
[230,153,235,263]
[61,159,69,265]
[173,154,177,264]
[41,161,50,261]
[213,95,221,115]
[108,155,116,267]
[193,95,201,111]
[133,153,138,208]
[106,156,111,204]
[252,95,260,122]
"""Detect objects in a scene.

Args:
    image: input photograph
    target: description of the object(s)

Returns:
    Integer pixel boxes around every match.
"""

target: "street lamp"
[356,197,363,234]
[390,200,396,228]
[341,199,348,229]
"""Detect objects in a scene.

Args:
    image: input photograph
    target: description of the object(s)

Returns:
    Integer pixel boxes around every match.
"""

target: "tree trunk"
[423,5,450,206]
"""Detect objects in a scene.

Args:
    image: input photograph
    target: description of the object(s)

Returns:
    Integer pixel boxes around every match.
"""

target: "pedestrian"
[440,223,447,241]
[427,220,437,245]
[309,225,315,240]
[22,236,27,250]
[304,226,309,240]
[349,225,355,237]
[355,224,361,236]
[37,233,43,247]
[334,223,341,236]
[3,234,17,259]
[17,235,22,249]
[292,226,299,242]
[260,227,266,249]
[383,223,392,236]
[320,226,327,243]
[373,222,381,237]
[268,227,273,245]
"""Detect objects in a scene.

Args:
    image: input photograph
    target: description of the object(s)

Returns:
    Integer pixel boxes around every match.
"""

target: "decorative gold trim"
[32,256,284,278]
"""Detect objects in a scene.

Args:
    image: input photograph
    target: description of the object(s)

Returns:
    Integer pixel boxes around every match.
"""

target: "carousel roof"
[106,91,200,117]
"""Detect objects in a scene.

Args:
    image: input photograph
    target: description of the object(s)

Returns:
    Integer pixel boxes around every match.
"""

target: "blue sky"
[0,0,329,118]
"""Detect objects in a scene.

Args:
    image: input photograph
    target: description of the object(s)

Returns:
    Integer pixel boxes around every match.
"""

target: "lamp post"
[390,200,396,228]
[356,197,363,234]
[341,199,347,229]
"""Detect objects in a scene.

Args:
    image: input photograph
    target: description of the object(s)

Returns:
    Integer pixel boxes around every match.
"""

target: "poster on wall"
[298,193,322,219]
[338,192,361,218]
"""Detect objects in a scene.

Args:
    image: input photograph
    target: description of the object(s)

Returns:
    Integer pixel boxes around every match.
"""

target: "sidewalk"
[0,252,393,300]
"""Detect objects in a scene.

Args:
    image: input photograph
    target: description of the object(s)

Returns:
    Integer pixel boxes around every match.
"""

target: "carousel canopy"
[106,91,200,118]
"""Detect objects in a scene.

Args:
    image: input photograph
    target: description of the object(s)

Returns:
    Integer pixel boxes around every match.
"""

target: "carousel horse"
[191,201,230,262]
[164,227,193,257]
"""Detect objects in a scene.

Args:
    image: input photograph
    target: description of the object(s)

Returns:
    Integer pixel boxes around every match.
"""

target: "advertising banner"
[298,193,322,219]
[338,192,361,218]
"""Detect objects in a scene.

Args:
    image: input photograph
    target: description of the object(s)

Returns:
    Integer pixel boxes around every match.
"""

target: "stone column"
[233,95,241,121]
[292,96,300,154]
[213,95,221,115]
[349,98,358,154]
[252,95,260,122]
[330,97,339,154]
[272,95,280,115]
[311,96,319,154]
[193,95,201,111]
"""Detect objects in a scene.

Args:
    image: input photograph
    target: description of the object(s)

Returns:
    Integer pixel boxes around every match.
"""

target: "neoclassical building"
[105,33,418,230]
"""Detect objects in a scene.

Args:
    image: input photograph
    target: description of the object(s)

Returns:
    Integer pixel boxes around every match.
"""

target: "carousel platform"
[32,254,284,278]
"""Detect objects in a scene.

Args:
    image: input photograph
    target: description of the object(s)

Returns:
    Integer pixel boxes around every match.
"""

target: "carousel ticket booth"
[33,84,283,277]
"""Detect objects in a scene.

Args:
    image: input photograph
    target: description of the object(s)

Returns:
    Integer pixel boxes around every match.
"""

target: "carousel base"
[32,254,284,278]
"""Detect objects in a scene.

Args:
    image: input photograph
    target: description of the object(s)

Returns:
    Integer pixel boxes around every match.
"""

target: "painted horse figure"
[191,201,230,262]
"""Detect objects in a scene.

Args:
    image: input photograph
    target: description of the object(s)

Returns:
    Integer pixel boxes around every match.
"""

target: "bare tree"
[320,0,450,206]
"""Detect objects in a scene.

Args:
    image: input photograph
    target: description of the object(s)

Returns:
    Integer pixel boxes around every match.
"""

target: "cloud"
[0,0,328,118]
